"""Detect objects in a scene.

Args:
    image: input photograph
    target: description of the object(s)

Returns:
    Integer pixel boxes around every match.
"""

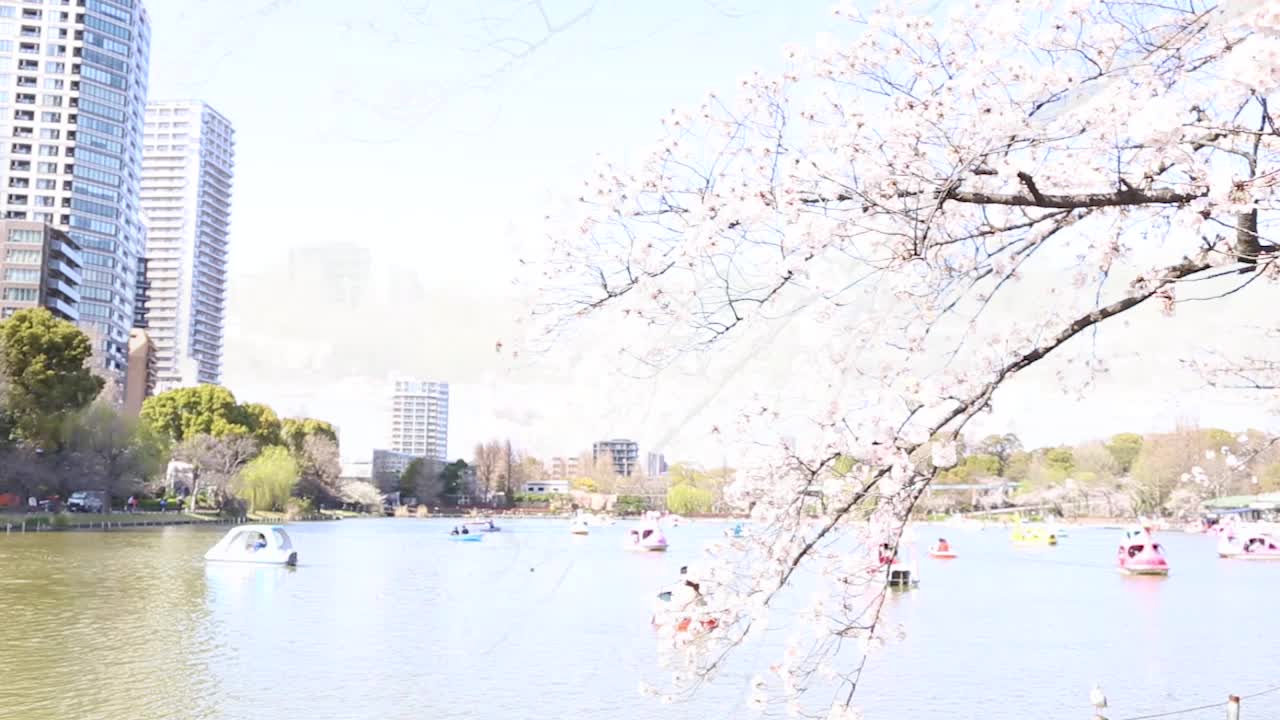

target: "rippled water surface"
[2,519,1279,720]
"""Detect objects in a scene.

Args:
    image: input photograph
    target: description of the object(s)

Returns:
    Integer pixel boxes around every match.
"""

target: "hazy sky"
[145,0,1279,464]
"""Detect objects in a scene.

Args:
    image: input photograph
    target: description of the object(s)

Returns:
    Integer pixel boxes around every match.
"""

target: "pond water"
[1,519,1278,720]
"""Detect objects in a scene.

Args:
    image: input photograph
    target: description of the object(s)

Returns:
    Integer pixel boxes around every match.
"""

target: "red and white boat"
[1116,527,1169,576]
[1217,530,1280,560]
[928,539,957,559]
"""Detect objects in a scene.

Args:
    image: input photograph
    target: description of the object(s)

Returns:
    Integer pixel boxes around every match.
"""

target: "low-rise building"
[371,448,420,492]
[123,329,157,416]
[546,456,581,482]
[523,479,570,494]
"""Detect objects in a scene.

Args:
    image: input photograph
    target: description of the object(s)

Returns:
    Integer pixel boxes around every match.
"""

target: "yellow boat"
[1010,517,1058,546]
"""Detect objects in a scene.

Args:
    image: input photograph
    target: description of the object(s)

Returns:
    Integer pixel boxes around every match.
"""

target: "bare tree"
[472,440,504,501]
[294,435,343,506]
[176,434,259,511]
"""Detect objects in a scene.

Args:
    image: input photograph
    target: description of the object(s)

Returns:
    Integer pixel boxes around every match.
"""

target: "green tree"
[238,402,283,447]
[1045,447,1075,476]
[1106,433,1144,474]
[280,417,338,453]
[399,457,443,504]
[61,402,166,501]
[976,434,1023,470]
[0,308,103,447]
[1004,451,1032,482]
[140,385,250,444]
[440,459,468,496]
[1259,463,1280,493]
[236,445,299,513]
[666,484,713,514]
[938,453,1002,484]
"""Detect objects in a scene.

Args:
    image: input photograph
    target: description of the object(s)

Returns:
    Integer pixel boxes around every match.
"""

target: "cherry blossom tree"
[523,0,1280,715]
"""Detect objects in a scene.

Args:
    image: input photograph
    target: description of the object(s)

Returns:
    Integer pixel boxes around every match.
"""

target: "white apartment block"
[389,379,449,463]
[140,100,233,389]
[0,0,152,384]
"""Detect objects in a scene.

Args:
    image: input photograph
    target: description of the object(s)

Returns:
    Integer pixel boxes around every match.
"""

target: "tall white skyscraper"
[139,100,234,389]
[0,0,153,385]
[389,379,449,462]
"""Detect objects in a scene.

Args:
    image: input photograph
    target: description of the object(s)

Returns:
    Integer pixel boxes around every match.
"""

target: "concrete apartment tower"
[389,379,449,463]
[139,101,234,390]
[0,1,153,390]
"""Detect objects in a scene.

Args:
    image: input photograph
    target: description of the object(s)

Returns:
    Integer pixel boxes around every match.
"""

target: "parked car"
[66,491,107,513]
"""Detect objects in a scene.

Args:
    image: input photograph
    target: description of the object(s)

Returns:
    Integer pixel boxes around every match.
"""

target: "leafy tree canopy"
[0,308,103,447]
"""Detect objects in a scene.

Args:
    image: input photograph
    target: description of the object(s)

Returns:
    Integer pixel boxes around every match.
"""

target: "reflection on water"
[2,521,1280,720]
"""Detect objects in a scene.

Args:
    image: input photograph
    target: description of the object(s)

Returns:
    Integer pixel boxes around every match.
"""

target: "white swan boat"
[625,523,668,551]
[569,516,590,535]
[205,524,298,566]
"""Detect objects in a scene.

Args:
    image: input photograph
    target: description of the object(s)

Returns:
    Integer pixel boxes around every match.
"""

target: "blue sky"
[145,0,841,462]
[145,0,1279,464]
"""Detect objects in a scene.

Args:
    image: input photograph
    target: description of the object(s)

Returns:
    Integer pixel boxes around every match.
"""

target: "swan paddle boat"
[1117,527,1169,575]
[871,543,920,587]
[1218,530,1280,560]
[625,523,668,551]
[205,524,298,566]
[928,538,957,559]
[569,516,590,535]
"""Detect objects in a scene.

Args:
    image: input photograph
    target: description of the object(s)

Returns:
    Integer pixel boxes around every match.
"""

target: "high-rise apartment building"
[593,439,639,477]
[139,100,234,390]
[0,219,81,320]
[389,379,449,463]
[0,1,153,387]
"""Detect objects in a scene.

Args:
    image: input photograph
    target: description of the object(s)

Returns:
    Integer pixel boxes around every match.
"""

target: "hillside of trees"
[924,428,1280,517]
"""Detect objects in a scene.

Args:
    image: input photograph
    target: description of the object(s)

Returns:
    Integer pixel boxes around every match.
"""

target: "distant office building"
[646,452,668,478]
[123,328,155,415]
[141,101,236,390]
[546,456,581,483]
[389,379,449,463]
[371,449,419,492]
[0,221,81,321]
[0,1,153,387]
[593,439,639,477]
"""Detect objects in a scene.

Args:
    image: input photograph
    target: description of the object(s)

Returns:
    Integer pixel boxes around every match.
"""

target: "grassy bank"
[2,511,229,532]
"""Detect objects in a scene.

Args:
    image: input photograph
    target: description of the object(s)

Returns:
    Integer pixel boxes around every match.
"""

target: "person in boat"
[460,526,470,535]
[251,532,267,551]
[878,543,895,565]
[488,520,495,530]
[935,538,950,553]
[450,527,460,536]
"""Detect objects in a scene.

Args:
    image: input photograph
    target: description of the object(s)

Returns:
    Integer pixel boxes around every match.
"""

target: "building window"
[5,247,40,264]
[3,267,38,283]
[2,287,38,302]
